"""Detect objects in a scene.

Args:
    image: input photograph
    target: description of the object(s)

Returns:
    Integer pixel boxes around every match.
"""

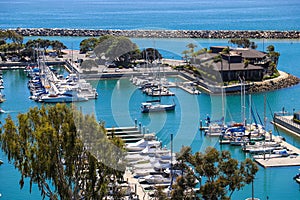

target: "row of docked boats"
[26,61,98,103]
[204,121,296,159]
[125,135,181,196]
[0,70,5,103]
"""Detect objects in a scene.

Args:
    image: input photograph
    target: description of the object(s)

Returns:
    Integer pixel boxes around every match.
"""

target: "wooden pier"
[106,126,155,144]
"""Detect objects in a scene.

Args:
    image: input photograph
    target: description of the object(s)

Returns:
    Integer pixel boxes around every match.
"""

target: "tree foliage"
[79,37,100,54]
[141,48,162,63]
[266,45,280,74]
[0,30,24,54]
[0,104,126,200]
[173,146,259,200]
[93,35,139,62]
[229,38,257,49]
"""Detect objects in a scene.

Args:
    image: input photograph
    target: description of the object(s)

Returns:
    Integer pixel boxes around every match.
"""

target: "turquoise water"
[1,0,300,199]
[1,39,300,199]
[1,68,300,199]
[1,0,300,30]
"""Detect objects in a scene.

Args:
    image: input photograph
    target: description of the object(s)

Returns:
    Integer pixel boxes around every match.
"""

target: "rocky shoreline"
[248,74,300,93]
[8,28,300,39]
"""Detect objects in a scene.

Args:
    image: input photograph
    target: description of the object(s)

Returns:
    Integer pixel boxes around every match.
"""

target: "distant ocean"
[1,0,300,30]
[1,1,300,200]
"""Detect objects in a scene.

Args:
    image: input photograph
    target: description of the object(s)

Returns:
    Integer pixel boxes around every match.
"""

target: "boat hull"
[141,104,175,113]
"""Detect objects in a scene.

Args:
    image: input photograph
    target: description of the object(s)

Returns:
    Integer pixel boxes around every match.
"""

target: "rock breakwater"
[248,74,300,93]
[8,28,300,39]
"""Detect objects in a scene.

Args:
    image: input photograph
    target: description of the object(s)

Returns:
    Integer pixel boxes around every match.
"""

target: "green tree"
[93,35,139,63]
[186,43,197,54]
[141,48,162,63]
[266,45,280,75]
[182,49,190,63]
[79,37,99,53]
[50,40,67,56]
[229,38,257,49]
[0,104,126,200]
[176,146,258,200]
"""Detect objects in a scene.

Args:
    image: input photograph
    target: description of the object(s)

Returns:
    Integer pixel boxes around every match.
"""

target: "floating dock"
[254,135,300,168]
[106,126,155,144]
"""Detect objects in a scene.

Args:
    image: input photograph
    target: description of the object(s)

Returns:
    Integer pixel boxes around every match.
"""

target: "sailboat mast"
[221,86,225,125]
[264,95,267,128]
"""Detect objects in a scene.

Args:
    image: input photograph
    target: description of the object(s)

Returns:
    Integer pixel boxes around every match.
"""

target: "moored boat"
[141,100,175,113]
[39,91,88,103]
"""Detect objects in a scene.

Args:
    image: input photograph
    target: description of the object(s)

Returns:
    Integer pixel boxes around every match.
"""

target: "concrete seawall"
[273,114,300,136]
[9,28,300,39]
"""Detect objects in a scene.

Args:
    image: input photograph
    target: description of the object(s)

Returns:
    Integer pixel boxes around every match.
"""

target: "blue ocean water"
[1,0,300,30]
[0,39,300,199]
[1,0,300,199]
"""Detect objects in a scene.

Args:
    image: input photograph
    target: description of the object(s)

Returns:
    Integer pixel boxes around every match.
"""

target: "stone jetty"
[8,28,300,39]
[248,72,300,93]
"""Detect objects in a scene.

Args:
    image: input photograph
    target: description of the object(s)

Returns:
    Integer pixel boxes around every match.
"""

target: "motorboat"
[141,100,175,113]
[126,138,162,152]
[139,174,171,184]
[39,90,88,103]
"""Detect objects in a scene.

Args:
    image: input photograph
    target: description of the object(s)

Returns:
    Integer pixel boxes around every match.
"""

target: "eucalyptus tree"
[79,37,99,53]
[175,146,258,200]
[140,48,162,63]
[0,30,23,54]
[50,40,67,56]
[0,103,126,200]
[93,35,140,67]
[229,38,257,49]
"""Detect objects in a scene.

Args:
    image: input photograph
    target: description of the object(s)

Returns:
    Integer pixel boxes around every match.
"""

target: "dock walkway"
[272,114,300,136]
[254,135,300,167]
[106,126,155,144]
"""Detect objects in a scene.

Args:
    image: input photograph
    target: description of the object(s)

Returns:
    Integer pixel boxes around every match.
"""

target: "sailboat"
[141,99,175,113]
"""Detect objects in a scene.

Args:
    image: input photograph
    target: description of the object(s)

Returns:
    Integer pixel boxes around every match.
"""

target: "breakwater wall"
[248,74,300,93]
[9,28,300,39]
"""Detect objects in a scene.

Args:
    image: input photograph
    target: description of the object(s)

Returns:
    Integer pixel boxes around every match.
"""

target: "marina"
[2,0,300,198]
[1,29,300,200]
[26,56,98,103]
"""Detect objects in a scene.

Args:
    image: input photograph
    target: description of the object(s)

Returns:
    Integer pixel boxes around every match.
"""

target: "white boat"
[0,108,5,113]
[141,100,175,113]
[139,174,171,184]
[0,159,3,165]
[126,138,162,152]
[204,123,225,136]
[39,91,88,103]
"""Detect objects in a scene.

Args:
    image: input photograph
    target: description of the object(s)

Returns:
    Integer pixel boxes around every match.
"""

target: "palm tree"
[222,47,231,80]
[266,45,280,75]
[214,54,224,82]
[186,43,197,56]
[181,50,190,63]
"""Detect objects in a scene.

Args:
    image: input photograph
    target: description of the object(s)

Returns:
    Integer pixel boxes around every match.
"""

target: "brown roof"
[232,48,266,59]
[213,60,263,71]
[197,60,264,71]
